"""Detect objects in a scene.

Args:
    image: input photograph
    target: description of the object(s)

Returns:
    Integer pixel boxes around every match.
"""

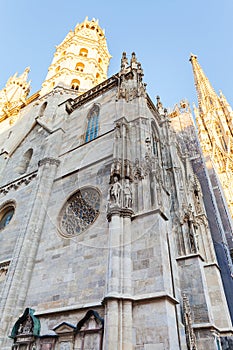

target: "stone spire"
[190,54,218,116]
[40,17,111,97]
[0,67,31,124]
[190,54,233,218]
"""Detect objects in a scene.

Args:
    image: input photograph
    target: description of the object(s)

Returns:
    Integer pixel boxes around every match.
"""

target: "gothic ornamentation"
[190,54,233,218]
[40,17,111,97]
[133,158,144,181]
[59,187,101,237]
[0,67,31,123]
[116,52,147,102]
[123,178,132,208]
[0,260,10,282]
[0,172,37,195]
[10,308,41,340]
[108,175,122,207]
[183,294,198,350]
[107,175,133,210]
[38,157,60,167]
[17,315,33,335]
[182,204,199,254]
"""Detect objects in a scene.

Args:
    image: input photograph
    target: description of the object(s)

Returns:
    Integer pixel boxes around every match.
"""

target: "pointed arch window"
[85,104,100,142]
[18,148,33,175]
[151,121,160,158]
[215,122,227,151]
[0,203,15,231]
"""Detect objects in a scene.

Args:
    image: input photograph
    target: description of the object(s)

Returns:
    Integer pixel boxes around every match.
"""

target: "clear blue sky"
[1,0,233,110]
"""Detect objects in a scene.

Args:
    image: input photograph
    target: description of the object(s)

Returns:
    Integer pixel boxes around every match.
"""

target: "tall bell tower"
[40,17,111,97]
[190,54,233,219]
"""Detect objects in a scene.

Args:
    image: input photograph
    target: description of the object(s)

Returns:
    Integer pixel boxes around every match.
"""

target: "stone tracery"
[60,187,101,237]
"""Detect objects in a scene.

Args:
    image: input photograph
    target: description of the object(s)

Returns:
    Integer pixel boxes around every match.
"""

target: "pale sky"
[1,0,232,111]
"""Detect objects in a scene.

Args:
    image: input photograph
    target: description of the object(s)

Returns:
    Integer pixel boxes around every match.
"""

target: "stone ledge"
[34,292,179,317]
[203,262,220,270]
[103,292,178,306]
[34,301,103,316]
[192,322,233,333]
[0,171,37,195]
[176,253,205,262]
[132,208,169,221]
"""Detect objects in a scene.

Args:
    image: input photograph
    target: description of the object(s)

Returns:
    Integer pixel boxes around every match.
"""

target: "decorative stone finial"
[121,52,129,70]
[117,52,146,102]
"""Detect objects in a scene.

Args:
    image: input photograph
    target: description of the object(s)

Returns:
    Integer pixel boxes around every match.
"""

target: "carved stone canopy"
[76,310,104,332]
[10,308,40,339]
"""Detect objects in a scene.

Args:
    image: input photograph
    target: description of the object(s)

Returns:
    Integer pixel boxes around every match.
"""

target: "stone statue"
[108,176,122,206]
[123,178,132,208]
[23,315,33,334]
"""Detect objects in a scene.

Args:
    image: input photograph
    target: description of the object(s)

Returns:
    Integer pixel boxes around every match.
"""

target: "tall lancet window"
[85,104,100,142]
[151,121,160,158]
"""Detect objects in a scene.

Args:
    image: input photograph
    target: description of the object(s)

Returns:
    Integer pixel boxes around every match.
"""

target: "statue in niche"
[108,175,122,207]
[183,212,197,254]
[189,228,197,253]
[194,189,202,214]
[123,178,132,208]
[18,315,33,335]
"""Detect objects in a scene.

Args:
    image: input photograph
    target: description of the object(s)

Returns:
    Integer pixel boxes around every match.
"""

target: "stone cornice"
[176,253,205,262]
[34,292,179,317]
[132,207,169,221]
[34,302,103,316]
[107,207,134,222]
[102,292,179,306]
[192,322,233,334]
[0,171,37,195]
[65,75,118,114]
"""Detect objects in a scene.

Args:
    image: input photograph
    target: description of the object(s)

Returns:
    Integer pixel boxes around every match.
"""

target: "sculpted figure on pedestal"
[108,176,122,207]
[123,178,132,208]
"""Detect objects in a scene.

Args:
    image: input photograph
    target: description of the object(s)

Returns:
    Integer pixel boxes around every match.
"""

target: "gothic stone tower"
[0,19,232,350]
[190,54,233,221]
[40,17,111,97]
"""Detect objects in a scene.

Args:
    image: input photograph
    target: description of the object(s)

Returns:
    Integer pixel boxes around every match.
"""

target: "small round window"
[59,187,101,237]
[0,204,15,231]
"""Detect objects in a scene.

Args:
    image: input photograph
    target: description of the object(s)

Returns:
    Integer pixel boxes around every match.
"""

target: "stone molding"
[132,207,169,221]
[176,253,205,262]
[107,206,134,222]
[38,157,60,167]
[65,75,118,114]
[0,172,37,195]
[102,292,179,306]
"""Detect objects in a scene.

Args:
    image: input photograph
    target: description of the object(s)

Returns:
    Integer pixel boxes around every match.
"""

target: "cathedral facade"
[0,18,233,350]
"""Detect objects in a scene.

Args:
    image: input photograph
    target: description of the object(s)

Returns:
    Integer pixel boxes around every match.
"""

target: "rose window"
[59,187,101,237]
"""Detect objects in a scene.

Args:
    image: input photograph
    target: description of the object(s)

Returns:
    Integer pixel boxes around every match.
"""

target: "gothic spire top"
[19,67,30,81]
[189,54,218,115]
